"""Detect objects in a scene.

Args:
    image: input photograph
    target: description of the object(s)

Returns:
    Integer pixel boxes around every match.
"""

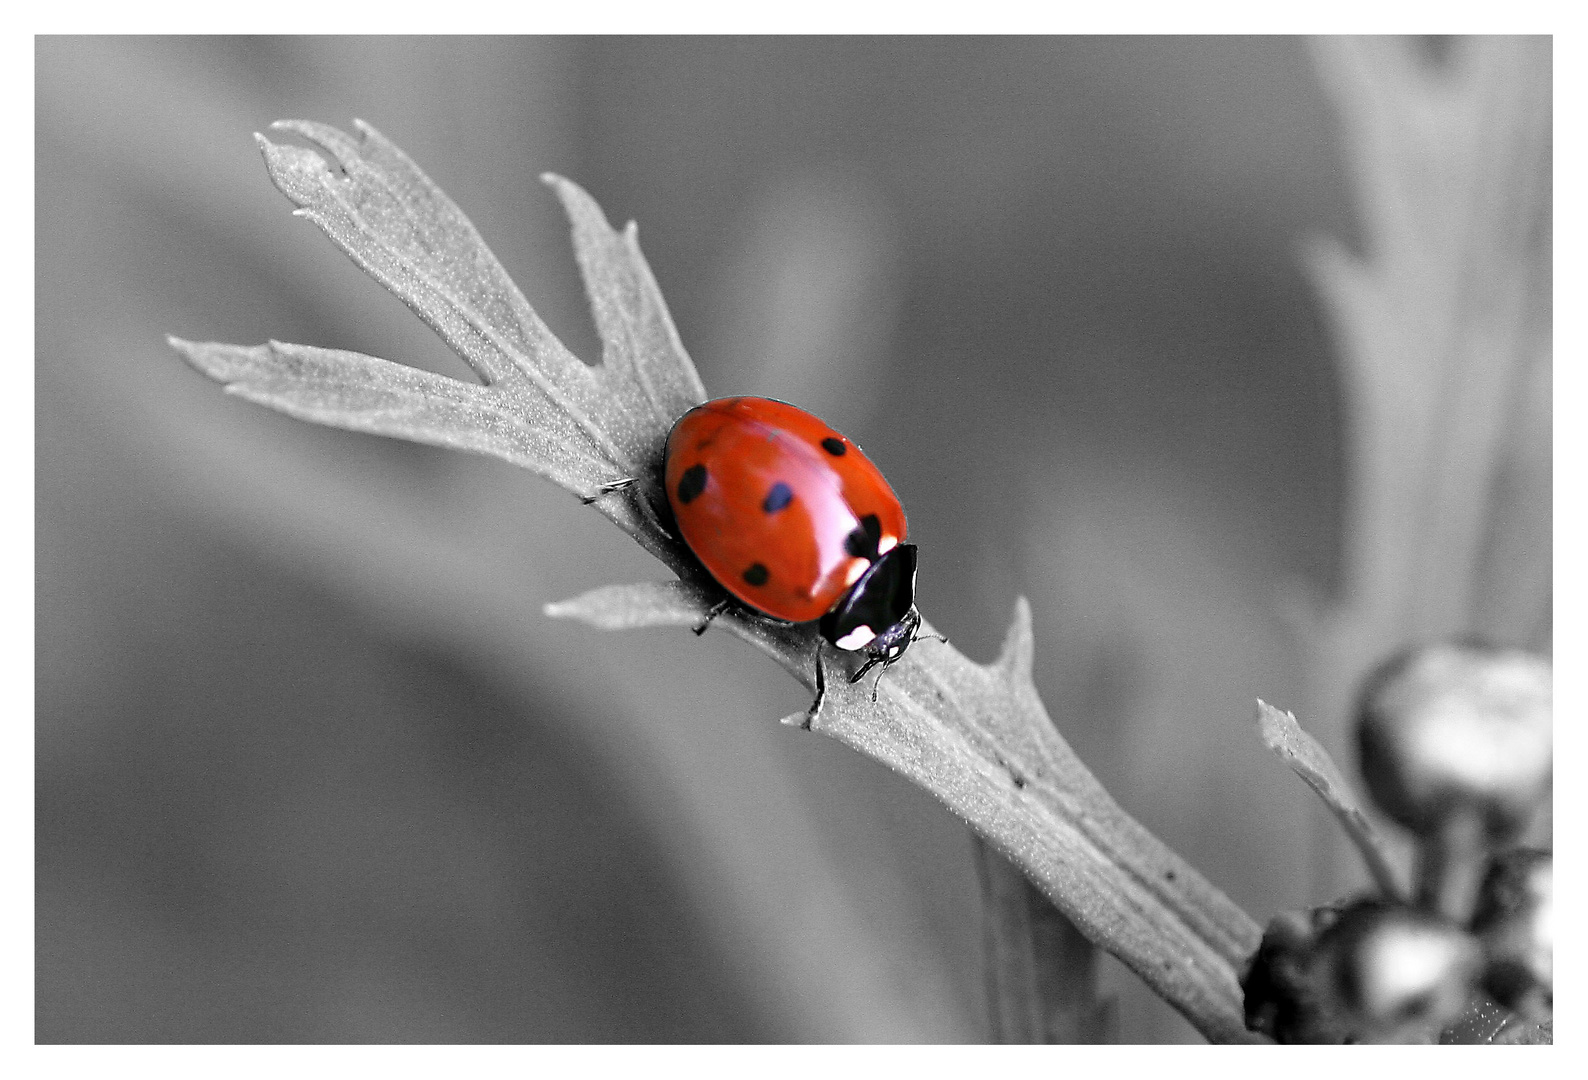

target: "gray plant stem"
[974,837,1112,1043]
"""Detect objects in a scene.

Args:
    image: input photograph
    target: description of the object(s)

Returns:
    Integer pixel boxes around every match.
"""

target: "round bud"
[1356,644,1551,840]
[1314,899,1482,1043]
[1471,848,1552,1017]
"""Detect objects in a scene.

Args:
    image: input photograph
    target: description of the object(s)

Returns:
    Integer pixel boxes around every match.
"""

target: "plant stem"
[974,837,1112,1043]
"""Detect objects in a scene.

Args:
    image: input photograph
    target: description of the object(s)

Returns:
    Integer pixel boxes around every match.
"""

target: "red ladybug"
[663,396,924,688]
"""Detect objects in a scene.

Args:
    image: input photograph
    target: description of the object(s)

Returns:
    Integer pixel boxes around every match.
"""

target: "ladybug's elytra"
[662,396,925,688]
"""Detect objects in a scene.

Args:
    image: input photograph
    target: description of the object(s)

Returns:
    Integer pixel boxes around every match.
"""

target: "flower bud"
[1471,848,1552,1018]
[1356,643,1551,841]
[1313,899,1482,1043]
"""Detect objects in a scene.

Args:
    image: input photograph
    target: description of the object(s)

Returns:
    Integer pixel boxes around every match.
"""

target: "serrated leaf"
[180,120,1264,1043]
[559,587,1263,1042]
[170,338,586,483]
[260,119,580,390]
[801,600,1259,1042]
[182,119,706,569]
[1255,701,1406,902]
[546,174,708,441]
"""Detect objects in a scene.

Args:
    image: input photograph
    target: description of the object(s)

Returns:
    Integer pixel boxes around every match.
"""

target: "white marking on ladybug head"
[836,625,877,651]
[878,534,898,555]
[844,558,867,587]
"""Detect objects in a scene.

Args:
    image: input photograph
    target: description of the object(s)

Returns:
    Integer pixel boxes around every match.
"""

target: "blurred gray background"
[38,36,1378,1043]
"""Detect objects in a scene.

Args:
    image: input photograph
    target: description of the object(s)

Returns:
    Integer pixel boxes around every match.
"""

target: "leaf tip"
[1254,699,1293,742]
[995,595,1035,682]
[268,118,325,138]
[541,173,605,225]
[541,581,711,633]
[540,173,583,203]
[262,120,312,150]
[167,334,211,373]
[252,130,293,167]
[1257,699,1296,722]
[167,337,264,385]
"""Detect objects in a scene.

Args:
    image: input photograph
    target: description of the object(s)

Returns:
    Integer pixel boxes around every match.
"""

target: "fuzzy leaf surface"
[207,119,706,566]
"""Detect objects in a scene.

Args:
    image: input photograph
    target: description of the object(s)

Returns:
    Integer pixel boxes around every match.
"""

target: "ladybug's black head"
[820,544,919,658]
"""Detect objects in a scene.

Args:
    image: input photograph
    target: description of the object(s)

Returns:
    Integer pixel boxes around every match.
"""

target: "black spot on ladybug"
[821,437,846,456]
[743,563,770,587]
[762,482,794,513]
[676,463,707,504]
[844,514,883,560]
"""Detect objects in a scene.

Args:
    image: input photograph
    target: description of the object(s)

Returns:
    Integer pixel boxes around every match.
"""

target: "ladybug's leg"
[867,657,901,703]
[580,477,638,504]
[692,597,731,636]
[849,654,901,703]
[849,656,884,685]
[802,649,827,730]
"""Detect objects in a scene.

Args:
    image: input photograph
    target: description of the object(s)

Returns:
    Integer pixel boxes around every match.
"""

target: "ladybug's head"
[819,544,919,660]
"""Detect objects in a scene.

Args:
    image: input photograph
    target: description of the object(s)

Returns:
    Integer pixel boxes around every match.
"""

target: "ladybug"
[662,396,927,694]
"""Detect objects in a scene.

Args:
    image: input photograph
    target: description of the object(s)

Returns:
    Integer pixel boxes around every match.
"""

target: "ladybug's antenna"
[849,620,949,702]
